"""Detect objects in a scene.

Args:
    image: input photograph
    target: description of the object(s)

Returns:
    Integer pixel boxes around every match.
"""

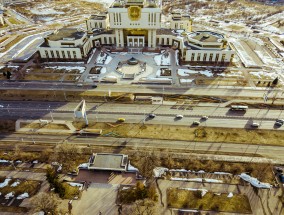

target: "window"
[209,53,213,61]
[56,51,60,58]
[203,53,207,61]
[191,53,195,61]
[45,50,49,58]
[215,54,219,61]
[67,51,71,58]
[197,53,201,61]
[62,51,65,58]
[50,50,54,58]
[73,51,77,59]
[221,54,226,62]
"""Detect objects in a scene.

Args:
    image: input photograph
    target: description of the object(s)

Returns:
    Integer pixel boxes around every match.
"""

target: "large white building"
[38,0,234,64]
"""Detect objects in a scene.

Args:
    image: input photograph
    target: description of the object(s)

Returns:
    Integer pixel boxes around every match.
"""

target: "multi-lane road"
[0,101,284,130]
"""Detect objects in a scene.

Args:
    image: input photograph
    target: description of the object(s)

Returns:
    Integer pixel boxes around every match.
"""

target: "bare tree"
[123,199,158,215]
[30,192,60,215]
[136,150,161,179]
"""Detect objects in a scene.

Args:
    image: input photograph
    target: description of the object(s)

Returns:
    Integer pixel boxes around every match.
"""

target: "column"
[152,30,156,48]
[120,30,124,47]
[148,30,152,48]
[115,29,120,47]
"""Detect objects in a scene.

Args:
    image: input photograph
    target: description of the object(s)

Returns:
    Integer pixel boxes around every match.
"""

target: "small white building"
[38,28,92,60]
[170,13,192,32]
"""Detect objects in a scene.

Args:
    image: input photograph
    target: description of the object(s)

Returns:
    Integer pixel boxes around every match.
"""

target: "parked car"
[276,119,284,124]
[76,83,83,87]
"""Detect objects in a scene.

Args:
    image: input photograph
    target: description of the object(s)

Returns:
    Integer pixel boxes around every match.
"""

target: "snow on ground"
[68,182,84,190]
[5,192,14,199]
[250,71,277,79]
[0,179,11,188]
[213,172,232,175]
[78,163,88,169]
[100,67,106,74]
[180,188,208,197]
[171,177,223,183]
[180,79,194,84]
[17,192,29,199]
[153,167,168,177]
[45,66,85,73]
[11,181,20,187]
[154,54,170,66]
[0,159,10,163]
[128,162,139,172]
[239,173,272,189]
[227,192,233,198]
[30,8,65,15]
[178,69,213,77]
[217,71,243,78]
[104,56,113,64]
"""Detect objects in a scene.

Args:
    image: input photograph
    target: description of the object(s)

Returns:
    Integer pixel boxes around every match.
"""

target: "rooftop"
[110,0,159,8]
[47,28,86,41]
[157,28,176,36]
[88,153,128,171]
[90,13,107,20]
[189,31,224,43]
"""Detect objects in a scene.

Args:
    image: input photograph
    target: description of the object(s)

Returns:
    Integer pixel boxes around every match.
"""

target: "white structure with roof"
[38,0,234,64]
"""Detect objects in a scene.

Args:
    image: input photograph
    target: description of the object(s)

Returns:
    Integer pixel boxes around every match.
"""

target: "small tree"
[30,192,60,215]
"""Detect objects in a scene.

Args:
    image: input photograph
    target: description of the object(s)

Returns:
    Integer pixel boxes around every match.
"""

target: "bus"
[230,105,248,111]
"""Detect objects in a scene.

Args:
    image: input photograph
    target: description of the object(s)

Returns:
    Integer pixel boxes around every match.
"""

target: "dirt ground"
[20,123,69,130]
[73,122,284,146]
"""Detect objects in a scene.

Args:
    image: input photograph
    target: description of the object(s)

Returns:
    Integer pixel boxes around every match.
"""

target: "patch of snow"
[0,179,11,188]
[5,192,14,199]
[213,172,232,175]
[143,52,159,56]
[180,79,194,84]
[122,187,131,190]
[197,170,205,173]
[227,192,233,198]
[153,167,168,177]
[17,192,29,199]
[78,163,89,169]
[250,71,277,79]
[30,8,65,15]
[154,54,171,66]
[171,177,223,183]
[178,69,213,77]
[128,162,139,172]
[169,169,189,172]
[180,187,208,197]
[33,160,38,164]
[100,67,107,74]
[0,159,10,163]
[239,173,272,189]
[11,181,20,187]
[68,182,84,190]
[104,56,113,64]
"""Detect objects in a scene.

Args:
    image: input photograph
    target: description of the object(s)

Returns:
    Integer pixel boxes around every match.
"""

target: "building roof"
[90,13,107,20]
[88,153,128,171]
[156,28,176,36]
[189,31,224,43]
[47,28,86,41]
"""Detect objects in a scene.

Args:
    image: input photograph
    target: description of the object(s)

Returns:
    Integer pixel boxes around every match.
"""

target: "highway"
[0,101,284,130]
[0,81,283,99]
[0,134,283,163]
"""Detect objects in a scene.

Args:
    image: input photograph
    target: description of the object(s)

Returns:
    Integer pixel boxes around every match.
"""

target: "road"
[0,101,284,130]
[0,81,283,100]
[0,134,283,163]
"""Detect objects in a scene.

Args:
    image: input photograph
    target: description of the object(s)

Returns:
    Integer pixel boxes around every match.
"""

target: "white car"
[0,105,4,108]
[175,114,183,119]
[251,123,259,128]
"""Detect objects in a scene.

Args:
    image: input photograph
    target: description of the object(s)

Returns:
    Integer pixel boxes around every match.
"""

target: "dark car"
[91,85,98,88]
[148,113,156,118]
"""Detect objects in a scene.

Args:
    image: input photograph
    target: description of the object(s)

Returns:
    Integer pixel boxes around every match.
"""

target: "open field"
[20,122,69,130]
[167,188,252,213]
[73,122,284,146]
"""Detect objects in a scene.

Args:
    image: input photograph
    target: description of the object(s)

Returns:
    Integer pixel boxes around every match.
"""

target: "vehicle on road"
[175,114,183,119]
[276,119,284,124]
[201,116,208,120]
[192,121,200,125]
[230,105,248,111]
[76,83,83,87]
[0,105,3,108]
[251,122,259,128]
[148,113,156,118]
[275,121,283,127]
[117,118,125,122]
[91,85,98,88]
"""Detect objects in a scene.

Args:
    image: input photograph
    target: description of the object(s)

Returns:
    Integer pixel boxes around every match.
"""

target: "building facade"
[38,0,234,64]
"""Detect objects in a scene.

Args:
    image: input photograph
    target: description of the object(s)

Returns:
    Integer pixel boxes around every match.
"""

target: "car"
[192,121,200,125]
[91,85,97,88]
[0,105,3,108]
[175,114,183,119]
[201,116,208,120]
[276,119,284,124]
[251,123,260,128]
[148,113,156,118]
[275,121,283,127]
[76,83,83,87]
[117,118,125,122]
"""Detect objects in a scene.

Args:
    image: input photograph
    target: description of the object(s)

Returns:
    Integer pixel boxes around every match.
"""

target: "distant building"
[38,28,92,60]
[38,0,234,65]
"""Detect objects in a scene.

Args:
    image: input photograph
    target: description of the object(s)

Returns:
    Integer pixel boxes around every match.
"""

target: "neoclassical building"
[38,0,234,64]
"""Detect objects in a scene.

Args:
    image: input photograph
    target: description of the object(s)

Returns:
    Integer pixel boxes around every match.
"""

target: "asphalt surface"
[0,101,284,130]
